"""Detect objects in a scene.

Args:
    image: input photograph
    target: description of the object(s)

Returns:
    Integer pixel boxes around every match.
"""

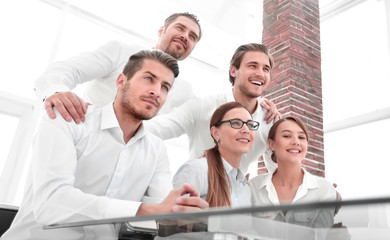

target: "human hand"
[44,91,90,124]
[333,183,342,215]
[333,183,342,200]
[171,183,209,212]
[260,97,281,124]
[137,184,208,216]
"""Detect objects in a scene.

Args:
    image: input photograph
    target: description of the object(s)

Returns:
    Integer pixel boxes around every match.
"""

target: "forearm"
[33,186,141,225]
[34,41,125,101]
[136,203,165,216]
[145,99,197,139]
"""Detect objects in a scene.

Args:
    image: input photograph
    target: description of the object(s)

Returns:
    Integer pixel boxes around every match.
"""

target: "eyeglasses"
[216,118,259,131]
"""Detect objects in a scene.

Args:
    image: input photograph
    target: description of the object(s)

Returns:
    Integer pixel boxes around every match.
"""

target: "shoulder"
[172,158,208,189]
[97,41,145,63]
[305,171,337,200]
[174,158,208,180]
[249,173,272,190]
[102,40,144,52]
[48,105,99,126]
[307,171,333,188]
[143,130,166,146]
[178,158,208,172]
[39,105,101,142]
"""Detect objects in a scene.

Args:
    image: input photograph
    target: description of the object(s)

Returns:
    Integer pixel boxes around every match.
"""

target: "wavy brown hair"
[204,102,251,207]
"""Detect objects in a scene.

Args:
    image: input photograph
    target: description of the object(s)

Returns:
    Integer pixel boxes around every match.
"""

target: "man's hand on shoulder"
[260,97,282,124]
[44,91,90,124]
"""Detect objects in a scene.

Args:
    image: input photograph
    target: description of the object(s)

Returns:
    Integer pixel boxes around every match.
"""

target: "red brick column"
[260,0,325,177]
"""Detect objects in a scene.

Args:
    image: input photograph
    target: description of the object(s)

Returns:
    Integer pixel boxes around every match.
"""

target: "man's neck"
[232,88,259,114]
[113,102,142,144]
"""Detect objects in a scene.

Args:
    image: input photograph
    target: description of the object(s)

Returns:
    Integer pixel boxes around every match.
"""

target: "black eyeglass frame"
[215,118,260,131]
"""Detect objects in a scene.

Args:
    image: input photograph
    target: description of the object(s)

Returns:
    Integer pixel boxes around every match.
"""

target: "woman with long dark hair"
[173,102,258,207]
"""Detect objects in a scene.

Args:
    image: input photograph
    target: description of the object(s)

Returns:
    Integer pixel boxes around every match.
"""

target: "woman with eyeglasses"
[249,116,337,228]
[172,102,259,207]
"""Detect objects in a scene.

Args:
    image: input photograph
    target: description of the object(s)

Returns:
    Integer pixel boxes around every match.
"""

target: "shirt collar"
[257,172,274,191]
[301,168,319,190]
[101,102,119,130]
[100,102,146,144]
[257,168,319,190]
[221,157,247,184]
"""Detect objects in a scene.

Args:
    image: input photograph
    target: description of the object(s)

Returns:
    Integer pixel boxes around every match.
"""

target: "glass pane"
[325,118,390,199]
[0,0,63,99]
[0,113,19,174]
[321,0,390,123]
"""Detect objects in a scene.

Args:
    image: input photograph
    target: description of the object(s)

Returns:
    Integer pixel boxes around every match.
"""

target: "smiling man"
[35,12,202,124]
[2,50,208,240]
[145,43,281,175]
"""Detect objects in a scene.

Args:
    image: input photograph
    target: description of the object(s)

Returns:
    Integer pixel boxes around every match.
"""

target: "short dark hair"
[229,43,274,85]
[122,50,179,80]
[164,12,202,41]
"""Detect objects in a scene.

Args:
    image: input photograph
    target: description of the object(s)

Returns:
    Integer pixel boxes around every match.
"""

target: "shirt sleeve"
[144,97,200,140]
[312,178,338,228]
[172,159,208,199]
[142,138,173,204]
[31,114,142,225]
[33,41,139,102]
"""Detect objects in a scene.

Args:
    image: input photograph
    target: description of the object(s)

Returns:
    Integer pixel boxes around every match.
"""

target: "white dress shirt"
[2,103,172,240]
[145,90,277,174]
[249,168,337,228]
[33,40,195,114]
[172,157,251,207]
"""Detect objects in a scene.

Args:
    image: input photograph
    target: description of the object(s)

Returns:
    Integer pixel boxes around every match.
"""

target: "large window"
[321,0,390,199]
[0,0,389,205]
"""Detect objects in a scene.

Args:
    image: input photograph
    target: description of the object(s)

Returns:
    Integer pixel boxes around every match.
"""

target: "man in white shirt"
[35,12,202,123]
[145,43,281,175]
[2,50,208,240]
[35,13,279,125]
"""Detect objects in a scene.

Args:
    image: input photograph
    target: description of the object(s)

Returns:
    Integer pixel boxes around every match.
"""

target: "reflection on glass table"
[43,197,390,240]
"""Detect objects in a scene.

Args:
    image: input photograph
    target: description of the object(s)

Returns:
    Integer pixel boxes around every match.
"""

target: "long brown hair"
[204,102,250,207]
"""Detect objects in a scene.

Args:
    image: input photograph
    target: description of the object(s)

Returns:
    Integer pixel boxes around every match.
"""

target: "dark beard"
[121,100,153,121]
[121,83,153,121]
[164,46,181,60]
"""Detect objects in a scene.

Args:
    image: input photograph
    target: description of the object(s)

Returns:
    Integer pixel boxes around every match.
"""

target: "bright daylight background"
[0,0,389,205]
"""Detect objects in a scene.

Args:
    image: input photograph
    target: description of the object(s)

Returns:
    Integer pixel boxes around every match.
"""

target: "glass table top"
[43,196,390,240]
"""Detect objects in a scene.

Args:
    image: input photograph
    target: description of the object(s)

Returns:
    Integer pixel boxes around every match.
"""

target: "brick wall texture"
[260,0,325,177]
